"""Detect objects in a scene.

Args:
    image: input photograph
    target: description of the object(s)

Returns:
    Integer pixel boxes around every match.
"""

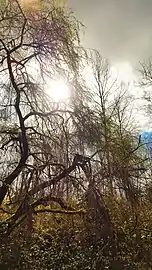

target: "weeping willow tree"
[0,0,149,238]
[0,0,90,235]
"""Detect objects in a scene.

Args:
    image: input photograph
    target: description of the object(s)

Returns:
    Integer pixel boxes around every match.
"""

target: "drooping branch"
[0,49,29,205]
[23,110,73,121]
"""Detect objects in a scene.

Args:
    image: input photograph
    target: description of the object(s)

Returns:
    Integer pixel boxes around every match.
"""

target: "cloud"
[68,0,152,64]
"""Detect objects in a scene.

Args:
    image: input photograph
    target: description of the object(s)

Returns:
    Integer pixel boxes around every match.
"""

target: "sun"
[46,79,70,102]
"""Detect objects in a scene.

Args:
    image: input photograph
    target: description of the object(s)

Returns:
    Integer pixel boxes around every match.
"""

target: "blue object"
[140,131,152,159]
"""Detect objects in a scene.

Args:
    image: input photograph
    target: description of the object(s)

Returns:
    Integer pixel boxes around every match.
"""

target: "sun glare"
[20,0,40,10]
[46,80,70,102]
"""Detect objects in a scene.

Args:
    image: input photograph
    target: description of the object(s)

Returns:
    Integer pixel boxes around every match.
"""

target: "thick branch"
[34,209,85,215]
[0,51,28,205]
[28,154,91,197]
[28,162,77,197]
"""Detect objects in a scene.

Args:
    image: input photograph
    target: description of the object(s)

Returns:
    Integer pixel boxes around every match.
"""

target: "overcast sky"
[67,0,152,130]
[68,0,152,66]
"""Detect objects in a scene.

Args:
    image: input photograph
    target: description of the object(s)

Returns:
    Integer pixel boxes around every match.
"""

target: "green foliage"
[0,230,138,269]
[0,199,152,269]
